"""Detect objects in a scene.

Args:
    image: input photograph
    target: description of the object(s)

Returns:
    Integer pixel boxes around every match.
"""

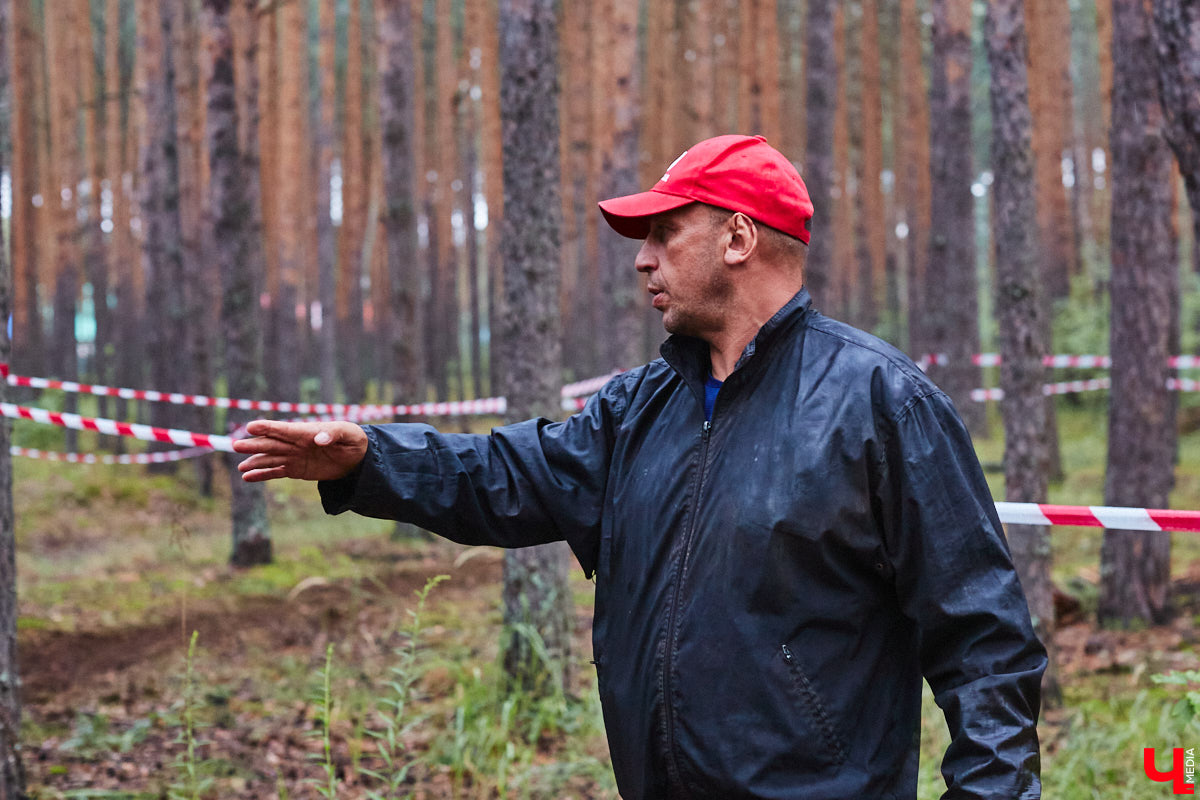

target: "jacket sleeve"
[879,390,1046,800]
[317,377,631,578]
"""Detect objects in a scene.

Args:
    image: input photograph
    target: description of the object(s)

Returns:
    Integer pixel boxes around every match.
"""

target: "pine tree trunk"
[47,0,82,451]
[315,0,338,403]
[138,0,191,466]
[176,0,214,494]
[339,0,367,405]
[273,0,311,403]
[830,4,852,321]
[855,0,885,331]
[1152,0,1200,257]
[498,0,572,694]
[927,0,982,434]
[10,0,43,375]
[1098,0,1178,628]
[379,0,423,408]
[434,0,459,400]
[898,0,932,355]
[802,0,836,304]
[985,0,1060,706]
[599,0,642,371]
[0,0,27,791]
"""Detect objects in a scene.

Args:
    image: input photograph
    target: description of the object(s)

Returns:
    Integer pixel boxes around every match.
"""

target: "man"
[235,134,1045,799]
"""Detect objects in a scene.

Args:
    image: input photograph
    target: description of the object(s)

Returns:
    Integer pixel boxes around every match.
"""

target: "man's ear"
[723,212,757,266]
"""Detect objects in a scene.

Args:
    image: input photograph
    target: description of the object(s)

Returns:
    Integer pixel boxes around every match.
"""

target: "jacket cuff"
[317,425,375,514]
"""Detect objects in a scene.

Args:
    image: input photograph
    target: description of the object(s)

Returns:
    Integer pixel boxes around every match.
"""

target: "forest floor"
[12,397,1200,799]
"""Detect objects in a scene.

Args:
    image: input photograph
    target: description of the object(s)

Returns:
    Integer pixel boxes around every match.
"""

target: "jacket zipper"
[662,418,712,795]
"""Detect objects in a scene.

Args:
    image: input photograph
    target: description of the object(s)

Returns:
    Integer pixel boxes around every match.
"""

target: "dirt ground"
[18,538,1200,798]
[18,548,573,799]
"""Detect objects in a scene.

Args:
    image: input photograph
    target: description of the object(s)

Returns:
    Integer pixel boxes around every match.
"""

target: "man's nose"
[634,241,655,273]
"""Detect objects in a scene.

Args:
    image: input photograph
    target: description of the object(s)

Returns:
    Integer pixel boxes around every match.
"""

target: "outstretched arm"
[232,419,369,482]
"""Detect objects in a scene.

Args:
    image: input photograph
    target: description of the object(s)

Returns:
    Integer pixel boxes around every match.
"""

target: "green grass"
[14,388,1200,797]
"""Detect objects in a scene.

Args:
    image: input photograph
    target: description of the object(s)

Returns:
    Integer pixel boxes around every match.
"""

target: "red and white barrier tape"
[11,444,215,465]
[972,377,1200,401]
[996,502,1200,533]
[1,365,506,417]
[561,371,624,398]
[922,354,1200,369]
[6,405,405,465]
[0,403,235,451]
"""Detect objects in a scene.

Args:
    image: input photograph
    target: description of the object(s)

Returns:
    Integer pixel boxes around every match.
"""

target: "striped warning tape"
[0,403,236,451]
[921,354,1200,369]
[10,444,215,465]
[995,502,1200,533]
[0,364,506,417]
[5,404,404,464]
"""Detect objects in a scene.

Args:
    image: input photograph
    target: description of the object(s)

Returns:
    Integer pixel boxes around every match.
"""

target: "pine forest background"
[3,0,1200,795]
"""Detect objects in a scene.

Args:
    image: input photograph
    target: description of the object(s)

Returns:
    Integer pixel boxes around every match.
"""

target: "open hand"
[232,420,369,482]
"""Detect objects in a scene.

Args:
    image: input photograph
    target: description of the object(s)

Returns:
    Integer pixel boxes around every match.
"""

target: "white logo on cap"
[661,150,688,182]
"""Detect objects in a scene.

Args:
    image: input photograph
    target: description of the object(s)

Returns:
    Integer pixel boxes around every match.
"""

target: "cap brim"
[598,191,695,239]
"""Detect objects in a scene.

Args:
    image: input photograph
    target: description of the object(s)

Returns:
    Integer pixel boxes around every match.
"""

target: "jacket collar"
[660,288,813,401]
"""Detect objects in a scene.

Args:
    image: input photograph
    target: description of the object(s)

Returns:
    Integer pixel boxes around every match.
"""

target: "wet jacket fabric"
[319,289,1046,799]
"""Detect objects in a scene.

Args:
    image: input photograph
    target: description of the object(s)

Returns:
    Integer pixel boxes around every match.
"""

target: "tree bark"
[138,0,191,465]
[314,0,338,403]
[175,0,214,493]
[339,0,367,405]
[927,0,983,435]
[378,0,424,408]
[598,0,643,371]
[498,0,572,695]
[1152,0,1200,258]
[802,0,836,304]
[0,0,27,792]
[10,0,43,375]
[898,0,932,354]
[984,0,1060,706]
[1099,0,1178,627]
[202,0,272,567]
[273,0,312,403]
[1025,0,1078,298]
[855,0,885,331]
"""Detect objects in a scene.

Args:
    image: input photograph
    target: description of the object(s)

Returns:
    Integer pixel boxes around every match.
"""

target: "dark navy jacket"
[320,289,1046,799]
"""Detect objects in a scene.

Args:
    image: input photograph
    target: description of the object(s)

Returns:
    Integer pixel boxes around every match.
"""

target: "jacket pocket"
[780,644,848,766]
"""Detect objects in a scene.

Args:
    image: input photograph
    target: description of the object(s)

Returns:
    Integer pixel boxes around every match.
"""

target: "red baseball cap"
[598,134,814,244]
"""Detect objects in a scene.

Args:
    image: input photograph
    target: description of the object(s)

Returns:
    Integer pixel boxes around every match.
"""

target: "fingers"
[241,465,289,483]
[236,453,288,473]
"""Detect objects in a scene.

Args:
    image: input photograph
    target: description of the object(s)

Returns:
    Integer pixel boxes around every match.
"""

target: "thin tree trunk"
[927,0,983,434]
[139,0,190,466]
[434,0,459,400]
[274,0,311,403]
[315,0,338,403]
[339,0,367,405]
[478,0,503,394]
[985,0,1060,706]
[498,0,572,695]
[599,0,642,371]
[1098,0,1178,628]
[10,0,43,375]
[176,0,214,494]
[0,0,26,790]
[47,0,81,451]
[855,0,885,331]
[1152,0,1200,257]
[898,0,932,354]
[802,0,836,304]
[830,4,853,321]
[379,0,423,403]
[203,0,271,567]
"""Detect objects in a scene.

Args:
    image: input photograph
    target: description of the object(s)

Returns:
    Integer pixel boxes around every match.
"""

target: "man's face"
[635,204,733,339]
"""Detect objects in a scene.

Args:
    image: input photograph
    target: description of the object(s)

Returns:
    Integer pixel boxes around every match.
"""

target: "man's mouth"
[648,288,666,309]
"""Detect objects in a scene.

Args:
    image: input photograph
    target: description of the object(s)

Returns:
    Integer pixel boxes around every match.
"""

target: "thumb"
[314,429,333,446]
